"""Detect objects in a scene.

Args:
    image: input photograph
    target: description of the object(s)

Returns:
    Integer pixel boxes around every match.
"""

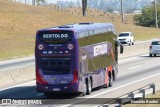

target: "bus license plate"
[53,88,60,91]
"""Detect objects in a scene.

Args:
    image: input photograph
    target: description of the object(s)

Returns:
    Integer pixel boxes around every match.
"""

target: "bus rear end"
[35,29,79,95]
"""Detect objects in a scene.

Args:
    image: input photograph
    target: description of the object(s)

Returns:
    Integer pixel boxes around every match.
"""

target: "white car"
[117,32,134,46]
[149,40,160,57]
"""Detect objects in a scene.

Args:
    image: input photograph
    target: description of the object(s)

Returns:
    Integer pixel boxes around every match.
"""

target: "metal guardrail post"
[100,83,155,107]
[103,104,109,107]
[128,92,134,98]
[150,83,156,94]
[116,99,122,107]
[140,89,145,98]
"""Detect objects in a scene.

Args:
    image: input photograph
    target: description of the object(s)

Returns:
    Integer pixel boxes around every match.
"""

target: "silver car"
[149,40,160,57]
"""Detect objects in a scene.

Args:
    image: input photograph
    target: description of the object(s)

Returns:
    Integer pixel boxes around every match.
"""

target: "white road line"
[128,65,142,70]
[36,93,44,96]
[61,72,160,107]
[0,62,34,71]
[0,80,35,92]
[119,54,148,64]
[0,66,23,71]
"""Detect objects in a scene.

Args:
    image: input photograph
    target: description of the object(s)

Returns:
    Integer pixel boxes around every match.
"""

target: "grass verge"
[0,0,160,60]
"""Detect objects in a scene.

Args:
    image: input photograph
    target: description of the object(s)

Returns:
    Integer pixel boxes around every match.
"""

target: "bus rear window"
[40,57,72,74]
[38,30,73,44]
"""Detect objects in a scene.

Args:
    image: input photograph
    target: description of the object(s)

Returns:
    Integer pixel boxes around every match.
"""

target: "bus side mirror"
[113,38,124,54]
[120,44,123,54]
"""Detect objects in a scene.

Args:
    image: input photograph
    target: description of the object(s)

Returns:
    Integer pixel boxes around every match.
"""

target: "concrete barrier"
[0,43,151,88]
[0,66,35,88]
[0,71,14,88]
[119,42,150,59]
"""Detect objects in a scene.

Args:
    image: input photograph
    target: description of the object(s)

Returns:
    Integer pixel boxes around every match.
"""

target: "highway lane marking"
[119,54,148,65]
[0,71,159,106]
[37,93,44,96]
[0,80,35,92]
[0,66,24,71]
[128,65,142,70]
[61,72,160,107]
[0,62,34,71]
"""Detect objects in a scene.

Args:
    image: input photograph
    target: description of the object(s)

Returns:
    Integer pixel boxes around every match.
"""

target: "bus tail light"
[36,69,48,84]
[70,69,78,84]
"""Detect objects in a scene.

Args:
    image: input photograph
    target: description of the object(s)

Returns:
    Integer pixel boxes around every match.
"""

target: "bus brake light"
[50,30,61,32]
[36,70,48,84]
[70,69,78,84]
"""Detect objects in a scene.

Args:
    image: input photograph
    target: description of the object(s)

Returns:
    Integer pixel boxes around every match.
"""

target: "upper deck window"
[78,32,88,39]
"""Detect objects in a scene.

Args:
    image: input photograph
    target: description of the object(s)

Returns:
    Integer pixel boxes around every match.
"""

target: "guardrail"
[98,83,155,107]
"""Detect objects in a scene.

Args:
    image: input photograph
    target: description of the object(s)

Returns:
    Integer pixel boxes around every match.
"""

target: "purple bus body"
[36,32,80,93]
[35,23,117,95]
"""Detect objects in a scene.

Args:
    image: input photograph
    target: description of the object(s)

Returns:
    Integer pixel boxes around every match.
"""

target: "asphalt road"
[0,54,160,107]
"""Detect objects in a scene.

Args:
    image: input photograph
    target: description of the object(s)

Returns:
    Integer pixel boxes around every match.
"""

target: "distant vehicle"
[117,32,134,46]
[35,22,123,97]
[149,40,160,57]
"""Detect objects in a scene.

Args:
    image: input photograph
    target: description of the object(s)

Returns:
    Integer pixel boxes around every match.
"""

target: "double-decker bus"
[35,22,123,97]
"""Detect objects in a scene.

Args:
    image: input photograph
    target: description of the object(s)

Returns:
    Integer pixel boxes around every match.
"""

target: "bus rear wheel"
[86,78,92,95]
[109,73,113,87]
[103,83,108,88]
[82,82,87,96]
[44,92,52,98]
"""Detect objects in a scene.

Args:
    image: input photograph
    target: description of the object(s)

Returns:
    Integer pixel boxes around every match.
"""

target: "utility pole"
[82,0,87,16]
[154,0,158,28]
[32,0,35,6]
[121,0,125,23]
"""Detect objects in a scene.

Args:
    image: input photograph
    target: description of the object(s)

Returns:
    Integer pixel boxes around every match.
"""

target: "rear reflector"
[36,69,48,84]
[70,69,78,84]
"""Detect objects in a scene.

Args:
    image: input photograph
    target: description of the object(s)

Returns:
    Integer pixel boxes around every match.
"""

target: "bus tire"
[86,78,92,95]
[44,92,51,98]
[82,82,87,96]
[109,77,113,87]
[103,83,108,88]
[113,71,116,81]
[108,72,113,87]
[149,54,152,57]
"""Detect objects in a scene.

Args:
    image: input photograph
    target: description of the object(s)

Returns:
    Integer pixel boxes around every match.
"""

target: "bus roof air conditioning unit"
[58,26,73,28]
[79,22,93,25]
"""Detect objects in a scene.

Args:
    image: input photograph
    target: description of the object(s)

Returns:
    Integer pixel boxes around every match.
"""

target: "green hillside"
[0,0,159,60]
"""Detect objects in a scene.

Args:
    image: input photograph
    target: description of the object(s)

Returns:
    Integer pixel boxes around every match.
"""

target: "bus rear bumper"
[36,82,79,94]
